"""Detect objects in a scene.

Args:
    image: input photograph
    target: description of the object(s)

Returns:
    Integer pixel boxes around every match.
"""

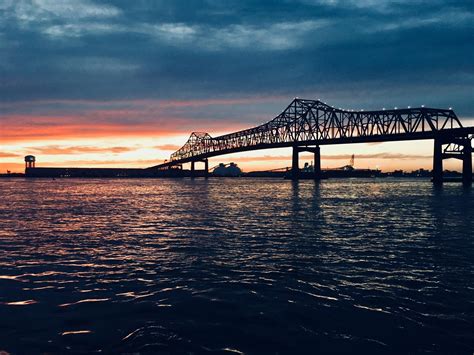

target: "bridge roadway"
[148,98,474,184]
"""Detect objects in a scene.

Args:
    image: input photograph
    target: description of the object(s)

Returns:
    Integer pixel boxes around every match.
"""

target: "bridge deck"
[148,99,474,170]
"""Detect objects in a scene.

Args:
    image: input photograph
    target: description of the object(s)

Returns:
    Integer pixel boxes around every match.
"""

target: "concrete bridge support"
[462,140,472,186]
[433,135,472,186]
[204,159,209,179]
[291,145,322,180]
[190,159,209,178]
[314,146,321,179]
[433,138,443,185]
[190,161,195,177]
[292,146,299,180]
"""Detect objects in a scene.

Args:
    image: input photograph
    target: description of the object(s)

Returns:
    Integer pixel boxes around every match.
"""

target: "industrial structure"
[24,155,35,169]
[213,162,242,177]
[150,98,474,185]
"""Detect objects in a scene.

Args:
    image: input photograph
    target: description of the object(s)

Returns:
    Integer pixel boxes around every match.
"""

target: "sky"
[1,0,473,173]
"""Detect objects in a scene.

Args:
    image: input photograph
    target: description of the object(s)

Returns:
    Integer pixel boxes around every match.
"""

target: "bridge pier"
[190,159,209,178]
[314,146,321,180]
[433,137,443,185]
[433,135,472,186]
[204,158,209,179]
[190,161,196,178]
[291,145,322,180]
[291,146,299,180]
[462,140,472,186]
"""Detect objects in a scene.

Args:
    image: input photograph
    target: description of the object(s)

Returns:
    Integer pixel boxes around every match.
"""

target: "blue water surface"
[0,178,473,354]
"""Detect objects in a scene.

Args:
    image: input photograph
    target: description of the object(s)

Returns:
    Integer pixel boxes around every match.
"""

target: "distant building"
[389,170,405,177]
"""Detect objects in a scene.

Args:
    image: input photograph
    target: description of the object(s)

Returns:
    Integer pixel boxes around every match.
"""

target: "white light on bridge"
[394,107,398,109]
[407,106,411,109]
[421,105,425,108]
[449,107,453,110]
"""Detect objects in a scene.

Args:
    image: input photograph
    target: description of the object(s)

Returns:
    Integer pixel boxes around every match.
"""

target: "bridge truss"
[150,98,472,185]
[169,98,463,163]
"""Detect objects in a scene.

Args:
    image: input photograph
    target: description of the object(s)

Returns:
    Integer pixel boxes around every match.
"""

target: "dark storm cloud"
[1,0,473,114]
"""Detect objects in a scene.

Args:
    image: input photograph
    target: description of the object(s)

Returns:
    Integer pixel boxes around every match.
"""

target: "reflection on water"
[0,178,473,353]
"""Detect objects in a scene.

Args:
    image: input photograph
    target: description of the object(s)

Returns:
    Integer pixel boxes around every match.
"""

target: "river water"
[0,178,473,354]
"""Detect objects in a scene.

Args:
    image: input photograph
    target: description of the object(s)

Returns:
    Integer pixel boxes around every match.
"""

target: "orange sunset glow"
[1,96,473,174]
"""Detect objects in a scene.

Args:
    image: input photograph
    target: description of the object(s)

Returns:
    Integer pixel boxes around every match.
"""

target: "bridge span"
[148,98,474,184]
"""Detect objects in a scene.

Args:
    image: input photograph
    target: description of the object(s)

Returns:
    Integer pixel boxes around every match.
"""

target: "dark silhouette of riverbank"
[1,167,470,181]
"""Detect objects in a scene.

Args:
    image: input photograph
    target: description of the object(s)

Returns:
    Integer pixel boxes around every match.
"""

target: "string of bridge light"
[290,97,453,112]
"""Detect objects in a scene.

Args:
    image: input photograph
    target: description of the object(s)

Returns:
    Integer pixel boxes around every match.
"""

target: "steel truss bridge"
[149,98,474,184]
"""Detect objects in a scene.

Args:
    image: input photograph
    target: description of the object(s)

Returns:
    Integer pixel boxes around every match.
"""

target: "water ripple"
[0,178,472,353]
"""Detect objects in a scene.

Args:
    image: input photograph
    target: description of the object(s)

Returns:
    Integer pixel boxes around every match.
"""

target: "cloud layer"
[2,1,473,109]
[1,1,473,172]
